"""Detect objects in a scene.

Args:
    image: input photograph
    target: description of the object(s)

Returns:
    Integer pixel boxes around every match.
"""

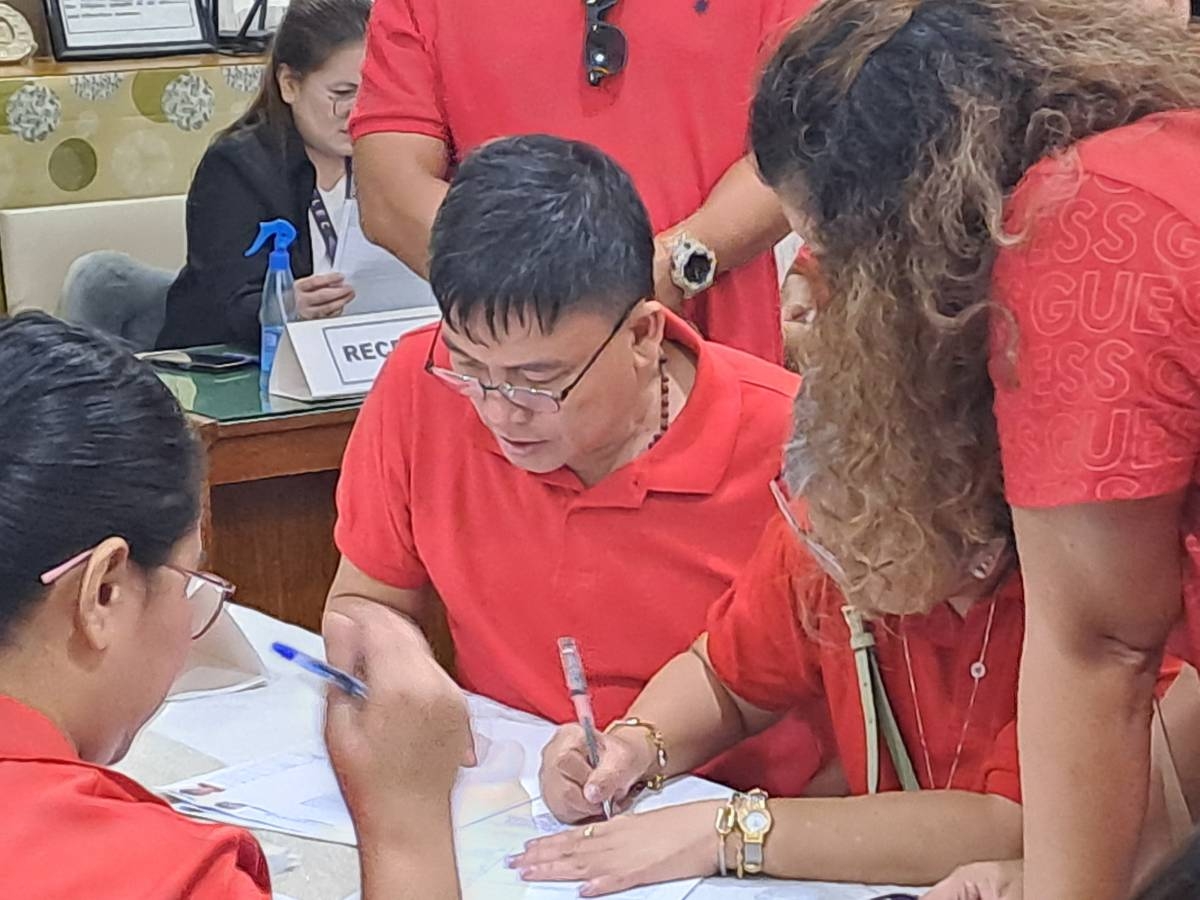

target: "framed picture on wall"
[43,0,215,60]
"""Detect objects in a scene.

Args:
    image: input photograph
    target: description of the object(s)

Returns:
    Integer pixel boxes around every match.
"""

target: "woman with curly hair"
[508,0,1200,897]
[747,1,1200,898]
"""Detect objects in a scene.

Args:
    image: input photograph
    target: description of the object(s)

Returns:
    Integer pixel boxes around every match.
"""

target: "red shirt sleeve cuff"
[334,526,430,591]
[349,115,449,144]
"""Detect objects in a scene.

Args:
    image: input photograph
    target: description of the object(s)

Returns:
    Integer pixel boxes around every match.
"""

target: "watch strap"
[742,840,764,872]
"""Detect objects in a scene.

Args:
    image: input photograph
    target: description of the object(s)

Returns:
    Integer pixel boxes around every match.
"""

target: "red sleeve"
[980,720,1021,805]
[186,835,272,900]
[349,0,448,143]
[706,515,824,712]
[992,172,1200,508]
[334,335,430,589]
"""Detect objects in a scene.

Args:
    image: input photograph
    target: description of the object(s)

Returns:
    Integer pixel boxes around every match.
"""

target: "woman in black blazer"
[62,0,369,352]
[155,0,370,349]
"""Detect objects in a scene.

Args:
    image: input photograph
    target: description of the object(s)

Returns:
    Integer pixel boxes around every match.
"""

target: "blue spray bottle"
[245,219,299,394]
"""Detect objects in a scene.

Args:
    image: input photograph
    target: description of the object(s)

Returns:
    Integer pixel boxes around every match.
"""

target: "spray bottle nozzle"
[245,219,298,271]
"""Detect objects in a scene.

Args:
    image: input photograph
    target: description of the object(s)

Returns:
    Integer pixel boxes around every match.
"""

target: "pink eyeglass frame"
[39,549,234,640]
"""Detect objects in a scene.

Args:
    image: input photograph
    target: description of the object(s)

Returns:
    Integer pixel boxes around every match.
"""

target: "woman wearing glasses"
[153,0,372,348]
[64,0,382,350]
[0,313,473,899]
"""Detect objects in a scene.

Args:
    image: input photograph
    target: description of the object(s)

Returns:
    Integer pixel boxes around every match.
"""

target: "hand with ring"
[538,722,655,824]
[508,800,721,897]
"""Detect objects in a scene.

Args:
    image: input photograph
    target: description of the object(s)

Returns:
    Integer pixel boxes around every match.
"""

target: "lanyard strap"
[843,605,921,794]
[309,158,354,266]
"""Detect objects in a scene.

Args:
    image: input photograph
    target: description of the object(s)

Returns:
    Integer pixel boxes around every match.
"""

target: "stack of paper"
[162,745,356,846]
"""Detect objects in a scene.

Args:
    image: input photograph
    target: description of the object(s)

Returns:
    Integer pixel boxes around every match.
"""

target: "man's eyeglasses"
[424,302,640,414]
[583,0,628,86]
[40,550,234,641]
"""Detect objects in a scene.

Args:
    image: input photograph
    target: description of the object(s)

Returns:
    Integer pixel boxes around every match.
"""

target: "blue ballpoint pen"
[272,641,368,699]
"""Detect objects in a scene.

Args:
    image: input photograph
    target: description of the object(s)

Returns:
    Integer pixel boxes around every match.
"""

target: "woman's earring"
[968,537,1009,581]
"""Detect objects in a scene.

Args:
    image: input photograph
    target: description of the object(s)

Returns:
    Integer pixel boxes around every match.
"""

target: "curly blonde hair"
[751,0,1200,616]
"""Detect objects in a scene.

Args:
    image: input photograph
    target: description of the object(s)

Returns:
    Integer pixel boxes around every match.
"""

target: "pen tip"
[270,642,295,660]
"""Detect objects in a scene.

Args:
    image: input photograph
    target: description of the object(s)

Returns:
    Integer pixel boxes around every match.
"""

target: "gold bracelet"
[714,800,735,877]
[605,717,669,792]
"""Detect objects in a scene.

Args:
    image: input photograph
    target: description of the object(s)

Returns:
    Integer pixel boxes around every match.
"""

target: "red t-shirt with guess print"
[991,109,1200,665]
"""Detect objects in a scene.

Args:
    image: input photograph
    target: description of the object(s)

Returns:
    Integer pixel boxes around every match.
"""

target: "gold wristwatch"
[732,789,773,875]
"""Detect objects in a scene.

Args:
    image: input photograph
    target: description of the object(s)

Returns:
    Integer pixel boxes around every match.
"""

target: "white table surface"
[117,605,912,900]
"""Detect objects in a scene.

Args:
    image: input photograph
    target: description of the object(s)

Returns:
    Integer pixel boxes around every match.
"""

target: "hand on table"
[323,601,476,838]
[539,723,655,824]
[508,801,721,897]
[922,860,1023,900]
[295,272,355,320]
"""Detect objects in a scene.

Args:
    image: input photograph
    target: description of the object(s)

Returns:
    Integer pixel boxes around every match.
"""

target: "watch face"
[743,810,770,832]
[683,252,713,285]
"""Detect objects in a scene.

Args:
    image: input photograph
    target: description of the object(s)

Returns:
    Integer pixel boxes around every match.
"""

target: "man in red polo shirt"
[329,135,824,796]
[347,0,819,364]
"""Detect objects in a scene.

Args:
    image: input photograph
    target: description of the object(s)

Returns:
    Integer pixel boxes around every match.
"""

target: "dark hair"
[429,134,655,340]
[0,313,203,643]
[225,0,371,140]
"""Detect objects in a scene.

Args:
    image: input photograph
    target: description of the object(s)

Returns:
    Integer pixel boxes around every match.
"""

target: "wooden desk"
[157,358,360,632]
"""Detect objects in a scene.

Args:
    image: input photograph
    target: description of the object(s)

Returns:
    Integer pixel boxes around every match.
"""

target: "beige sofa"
[0,195,186,317]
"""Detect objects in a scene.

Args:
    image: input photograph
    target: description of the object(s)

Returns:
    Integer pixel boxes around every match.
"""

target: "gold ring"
[582,825,596,839]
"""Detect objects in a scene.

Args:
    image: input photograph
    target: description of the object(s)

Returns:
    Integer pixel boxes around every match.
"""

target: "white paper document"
[167,607,268,702]
[150,675,325,766]
[455,805,699,900]
[162,745,356,845]
[159,722,548,845]
[333,198,437,316]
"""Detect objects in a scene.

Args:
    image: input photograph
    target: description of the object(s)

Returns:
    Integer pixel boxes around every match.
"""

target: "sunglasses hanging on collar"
[583,0,628,86]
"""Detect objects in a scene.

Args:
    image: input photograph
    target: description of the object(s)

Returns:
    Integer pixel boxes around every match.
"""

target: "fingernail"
[504,854,521,868]
[579,887,596,898]
[583,785,601,803]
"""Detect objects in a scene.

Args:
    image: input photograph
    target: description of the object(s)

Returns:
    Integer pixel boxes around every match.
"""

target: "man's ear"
[74,537,134,653]
[628,301,667,367]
